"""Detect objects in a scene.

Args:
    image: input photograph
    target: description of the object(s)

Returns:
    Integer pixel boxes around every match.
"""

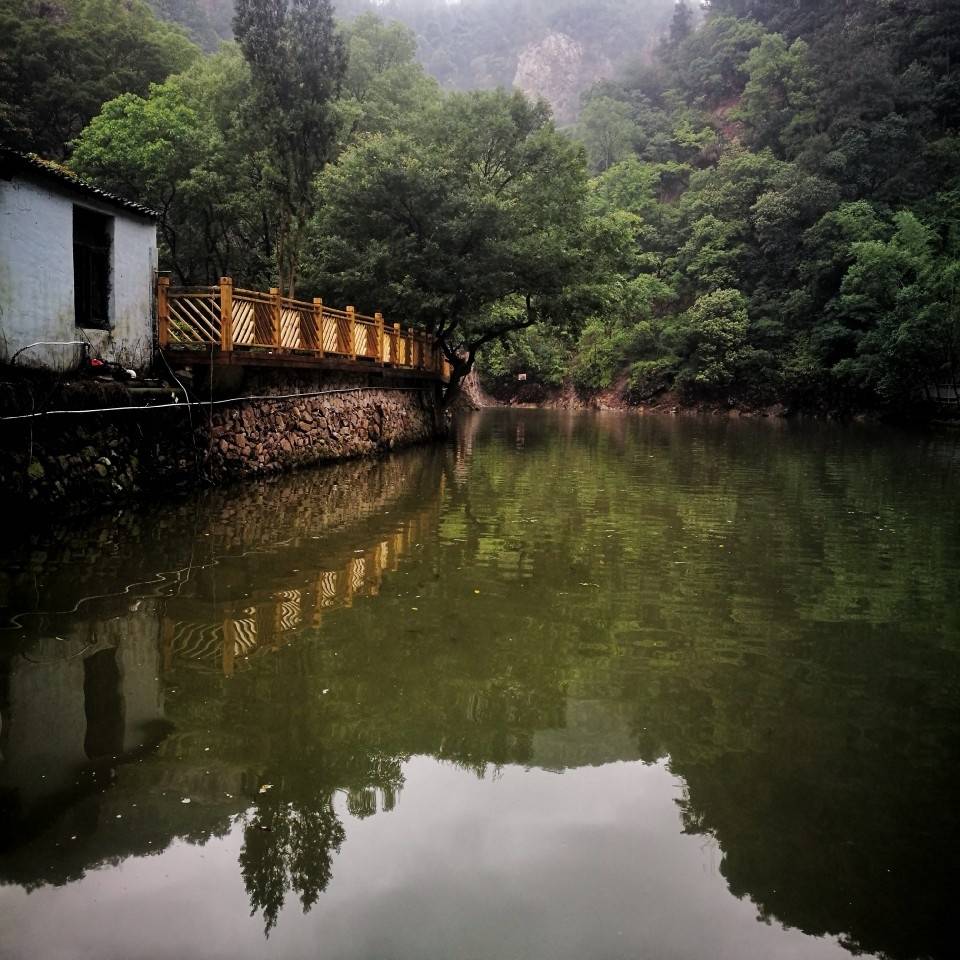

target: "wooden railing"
[157,276,450,379]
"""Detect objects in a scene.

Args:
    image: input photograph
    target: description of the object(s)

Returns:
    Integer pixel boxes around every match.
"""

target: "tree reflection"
[240,794,346,935]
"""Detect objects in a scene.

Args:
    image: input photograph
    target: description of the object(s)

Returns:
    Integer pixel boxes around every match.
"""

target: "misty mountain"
[146,0,679,120]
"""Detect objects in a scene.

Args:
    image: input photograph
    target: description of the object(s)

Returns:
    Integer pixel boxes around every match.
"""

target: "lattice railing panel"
[356,320,379,360]
[233,299,255,346]
[280,306,301,349]
[168,290,220,344]
[251,300,275,346]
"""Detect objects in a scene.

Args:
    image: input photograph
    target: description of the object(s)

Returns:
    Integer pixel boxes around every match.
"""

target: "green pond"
[1,409,958,960]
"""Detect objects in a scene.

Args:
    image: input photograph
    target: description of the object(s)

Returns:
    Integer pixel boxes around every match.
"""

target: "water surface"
[1,410,958,960]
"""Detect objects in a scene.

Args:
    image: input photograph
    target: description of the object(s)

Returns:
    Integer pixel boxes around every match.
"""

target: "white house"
[0,148,158,372]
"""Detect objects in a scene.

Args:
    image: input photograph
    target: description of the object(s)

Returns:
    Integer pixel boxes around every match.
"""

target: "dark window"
[73,206,112,329]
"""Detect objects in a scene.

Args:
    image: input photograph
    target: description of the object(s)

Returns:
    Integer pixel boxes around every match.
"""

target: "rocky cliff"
[512,31,613,125]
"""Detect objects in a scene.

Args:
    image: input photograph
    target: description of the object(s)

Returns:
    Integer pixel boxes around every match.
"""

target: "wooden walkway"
[158,276,450,380]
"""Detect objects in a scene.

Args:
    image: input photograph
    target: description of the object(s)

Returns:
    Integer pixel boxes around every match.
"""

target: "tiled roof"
[0,147,159,220]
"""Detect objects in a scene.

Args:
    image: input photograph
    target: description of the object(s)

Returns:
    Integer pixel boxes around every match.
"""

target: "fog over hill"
[147,0,679,121]
[338,0,678,121]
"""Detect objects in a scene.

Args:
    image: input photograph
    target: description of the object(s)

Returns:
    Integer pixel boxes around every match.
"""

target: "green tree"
[673,14,768,104]
[669,147,785,301]
[307,90,590,406]
[147,0,226,51]
[736,34,816,156]
[478,324,570,389]
[567,209,676,392]
[233,0,346,293]
[72,48,276,284]
[0,0,198,157]
[673,287,770,396]
[577,95,640,173]
[833,210,960,403]
[336,14,441,143]
[590,157,687,256]
[669,0,694,46]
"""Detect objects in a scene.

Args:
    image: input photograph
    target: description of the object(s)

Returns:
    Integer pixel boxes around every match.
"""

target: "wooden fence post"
[408,327,415,368]
[375,312,384,365]
[393,322,401,365]
[313,297,325,356]
[347,306,357,360]
[157,275,170,347]
[270,287,281,348]
[219,276,233,352]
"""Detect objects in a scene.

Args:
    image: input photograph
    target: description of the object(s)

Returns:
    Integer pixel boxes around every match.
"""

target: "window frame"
[73,204,114,331]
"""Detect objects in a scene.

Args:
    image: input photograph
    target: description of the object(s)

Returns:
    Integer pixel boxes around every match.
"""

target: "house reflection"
[0,614,169,851]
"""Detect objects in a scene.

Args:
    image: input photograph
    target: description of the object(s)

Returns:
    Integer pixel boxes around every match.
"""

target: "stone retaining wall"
[0,367,443,518]
[204,382,436,482]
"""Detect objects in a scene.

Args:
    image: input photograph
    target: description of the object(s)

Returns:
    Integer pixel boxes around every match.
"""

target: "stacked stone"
[204,388,436,480]
[1,375,442,516]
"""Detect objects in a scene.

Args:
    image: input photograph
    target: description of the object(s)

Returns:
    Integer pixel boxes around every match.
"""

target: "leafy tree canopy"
[71,47,276,285]
[0,0,199,157]
[306,89,593,403]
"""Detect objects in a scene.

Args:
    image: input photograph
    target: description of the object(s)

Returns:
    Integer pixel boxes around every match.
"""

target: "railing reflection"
[0,447,445,635]
[161,500,441,676]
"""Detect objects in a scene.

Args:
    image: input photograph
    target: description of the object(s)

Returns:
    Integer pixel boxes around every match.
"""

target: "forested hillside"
[488,0,960,415]
[1,0,958,415]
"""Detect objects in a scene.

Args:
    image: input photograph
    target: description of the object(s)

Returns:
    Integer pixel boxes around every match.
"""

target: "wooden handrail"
[158,276,447,379]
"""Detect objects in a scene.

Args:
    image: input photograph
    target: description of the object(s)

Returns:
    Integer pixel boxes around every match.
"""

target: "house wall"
[0,176,157,372]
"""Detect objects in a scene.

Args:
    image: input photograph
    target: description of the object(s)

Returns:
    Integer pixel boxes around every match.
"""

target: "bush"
[628,357,679,399]
[570,318,643,390]
[477,325,569,390]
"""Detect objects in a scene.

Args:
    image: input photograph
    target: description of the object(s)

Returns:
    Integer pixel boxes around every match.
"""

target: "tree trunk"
[441,354,473,410]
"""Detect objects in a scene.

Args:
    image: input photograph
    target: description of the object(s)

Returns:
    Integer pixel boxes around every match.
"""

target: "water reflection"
[0,448,444,921]
[1,411,959,959]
